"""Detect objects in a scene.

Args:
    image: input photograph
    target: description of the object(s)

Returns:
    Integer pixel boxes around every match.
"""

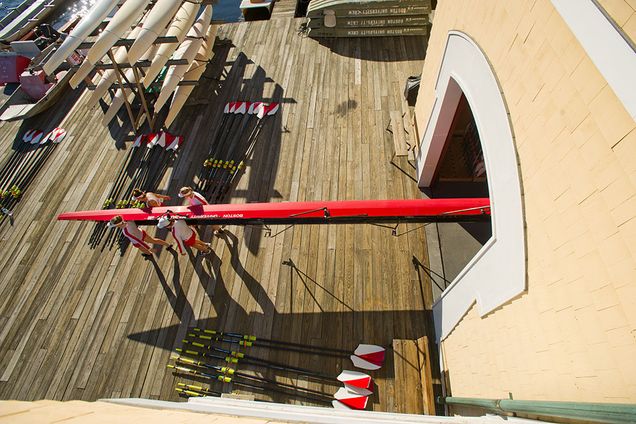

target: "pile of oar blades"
[0,128,66,226]
[168,328,385,410]
[197,101,280,203]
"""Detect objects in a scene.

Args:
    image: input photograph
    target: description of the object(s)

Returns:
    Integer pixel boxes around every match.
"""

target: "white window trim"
[551,0,636,121]
[417,31,526,341]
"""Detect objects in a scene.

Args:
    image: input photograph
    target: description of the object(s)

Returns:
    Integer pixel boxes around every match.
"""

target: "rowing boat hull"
[74,14,148,92]
[164,24,218,128]
[306,0,431,17]
[57,198,491,224]
[42,0,120,75]
[126,0,184,64]
[308,25,428,37]
[307,14,429,28]
[153,5,211,111]
[0,69,74,121]
[85,0,152,66]
[142,1,201,88]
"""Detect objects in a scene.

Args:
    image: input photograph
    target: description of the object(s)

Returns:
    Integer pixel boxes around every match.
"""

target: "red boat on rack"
[58,198,491,226]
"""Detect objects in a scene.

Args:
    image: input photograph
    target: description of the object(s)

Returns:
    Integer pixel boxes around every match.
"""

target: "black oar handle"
[174,356,332,398]
[170,362,331,404]
[191,328,351,355]
[182,339,335,381]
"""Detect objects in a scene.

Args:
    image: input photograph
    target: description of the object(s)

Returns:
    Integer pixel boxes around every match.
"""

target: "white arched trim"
[551,0,636,121]
[416,31,526,341]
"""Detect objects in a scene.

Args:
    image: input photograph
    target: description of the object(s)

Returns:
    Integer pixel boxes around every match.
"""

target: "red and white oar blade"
[354,344,385,366]
[333,387,369,410]
[343,384,372,396]
[350,354,382,371]
[337,370,372,389]
[332,400,350,410]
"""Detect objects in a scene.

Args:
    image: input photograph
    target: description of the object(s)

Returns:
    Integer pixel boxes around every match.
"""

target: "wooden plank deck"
[0,18,432,413]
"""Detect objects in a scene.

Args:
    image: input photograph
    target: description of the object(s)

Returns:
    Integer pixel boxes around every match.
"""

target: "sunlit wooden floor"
[0,17,433,413]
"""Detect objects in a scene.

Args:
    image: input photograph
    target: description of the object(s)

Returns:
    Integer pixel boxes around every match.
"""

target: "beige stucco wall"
[597,0,636,40]
[414,0,636,402]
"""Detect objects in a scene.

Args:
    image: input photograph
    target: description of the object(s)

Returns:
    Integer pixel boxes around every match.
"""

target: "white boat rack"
[74,1,217,133]
[76,35,180,50]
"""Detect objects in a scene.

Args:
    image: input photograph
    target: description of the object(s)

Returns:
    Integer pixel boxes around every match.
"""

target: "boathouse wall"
[414,0,636,403]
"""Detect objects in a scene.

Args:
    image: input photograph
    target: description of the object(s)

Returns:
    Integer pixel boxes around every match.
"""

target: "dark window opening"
[427,94,492,295]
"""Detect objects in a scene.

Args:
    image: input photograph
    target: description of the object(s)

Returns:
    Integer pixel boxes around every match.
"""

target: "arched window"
[417,32,526,340]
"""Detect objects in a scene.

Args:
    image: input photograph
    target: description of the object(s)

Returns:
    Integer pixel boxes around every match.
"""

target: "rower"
[178,186,224,236]
[107,215,171,259]
[157,214,212,256]
[132,188,170,208]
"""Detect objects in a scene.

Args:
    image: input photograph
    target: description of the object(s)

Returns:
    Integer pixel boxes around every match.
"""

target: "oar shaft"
[192,328,352,354]
[182,340,335,380]
[174,357,331,398]
[188,332,347,358]
[169,363,331,404]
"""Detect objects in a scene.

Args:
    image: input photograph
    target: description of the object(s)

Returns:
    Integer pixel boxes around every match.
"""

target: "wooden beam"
[91,58,190,70]
[77,35,179,50]
[85,80,199,90]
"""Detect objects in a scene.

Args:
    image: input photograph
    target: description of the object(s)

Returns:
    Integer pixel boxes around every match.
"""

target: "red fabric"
[123,227,150,250]
[183,231,197,247]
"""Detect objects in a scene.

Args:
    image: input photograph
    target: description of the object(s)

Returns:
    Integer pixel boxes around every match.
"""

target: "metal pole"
[442,397,636,423]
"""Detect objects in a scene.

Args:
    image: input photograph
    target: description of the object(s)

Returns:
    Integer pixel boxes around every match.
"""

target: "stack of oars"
[88,134,178,250]
[196,101,279,203]
[168,327,381,409]
[0,128,66,227]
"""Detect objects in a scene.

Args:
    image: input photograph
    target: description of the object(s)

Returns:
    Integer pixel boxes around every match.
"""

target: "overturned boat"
[0,43,76,121]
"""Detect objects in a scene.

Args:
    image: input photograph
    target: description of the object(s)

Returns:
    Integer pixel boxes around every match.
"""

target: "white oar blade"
[332,400,350,410]
[354,344,385,367]
[333,387,369,410]
[350,354,382,371]
[343,384,372,397]
[337,370,372,389]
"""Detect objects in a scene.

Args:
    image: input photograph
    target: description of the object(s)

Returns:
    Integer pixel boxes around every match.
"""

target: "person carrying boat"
[107,215,171,258]
[132,188,170,208]
[157,214,212,256]
[178,186,224,236]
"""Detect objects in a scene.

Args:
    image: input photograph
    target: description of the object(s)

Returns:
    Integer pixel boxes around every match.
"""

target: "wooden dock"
[0,17,434,413]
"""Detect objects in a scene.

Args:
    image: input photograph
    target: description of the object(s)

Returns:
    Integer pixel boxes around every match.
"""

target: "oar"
[175,383,222,398]
[177,343,372,389]
[191,327,354,354]
[187,330,385,371]
[172,355,340,398]
[180,340,343,382]
[168,363,333,405]
[332,387,370,410]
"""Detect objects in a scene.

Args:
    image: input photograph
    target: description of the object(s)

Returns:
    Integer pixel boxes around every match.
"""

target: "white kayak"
[42,0,120,75]
[85,0,152,66]
[153,5,211,111]
[84,23,144,107]
[126,0,184,65]
[142,0,201,88]
[102,29,163,125]
[164,24,217,128]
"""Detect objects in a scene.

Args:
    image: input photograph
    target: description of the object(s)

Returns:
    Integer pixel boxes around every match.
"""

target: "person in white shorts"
[157,215,212,256]
[108,215,171,258]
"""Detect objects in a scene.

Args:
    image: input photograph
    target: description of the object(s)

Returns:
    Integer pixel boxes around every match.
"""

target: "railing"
[442,396,636,423]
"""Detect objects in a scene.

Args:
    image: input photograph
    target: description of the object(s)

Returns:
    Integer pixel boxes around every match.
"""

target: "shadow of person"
[223,229,275,318]
[149,248,193,321]
[186,245,216,301]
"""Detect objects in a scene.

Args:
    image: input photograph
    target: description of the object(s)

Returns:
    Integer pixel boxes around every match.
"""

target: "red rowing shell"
[58,198,490,223]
